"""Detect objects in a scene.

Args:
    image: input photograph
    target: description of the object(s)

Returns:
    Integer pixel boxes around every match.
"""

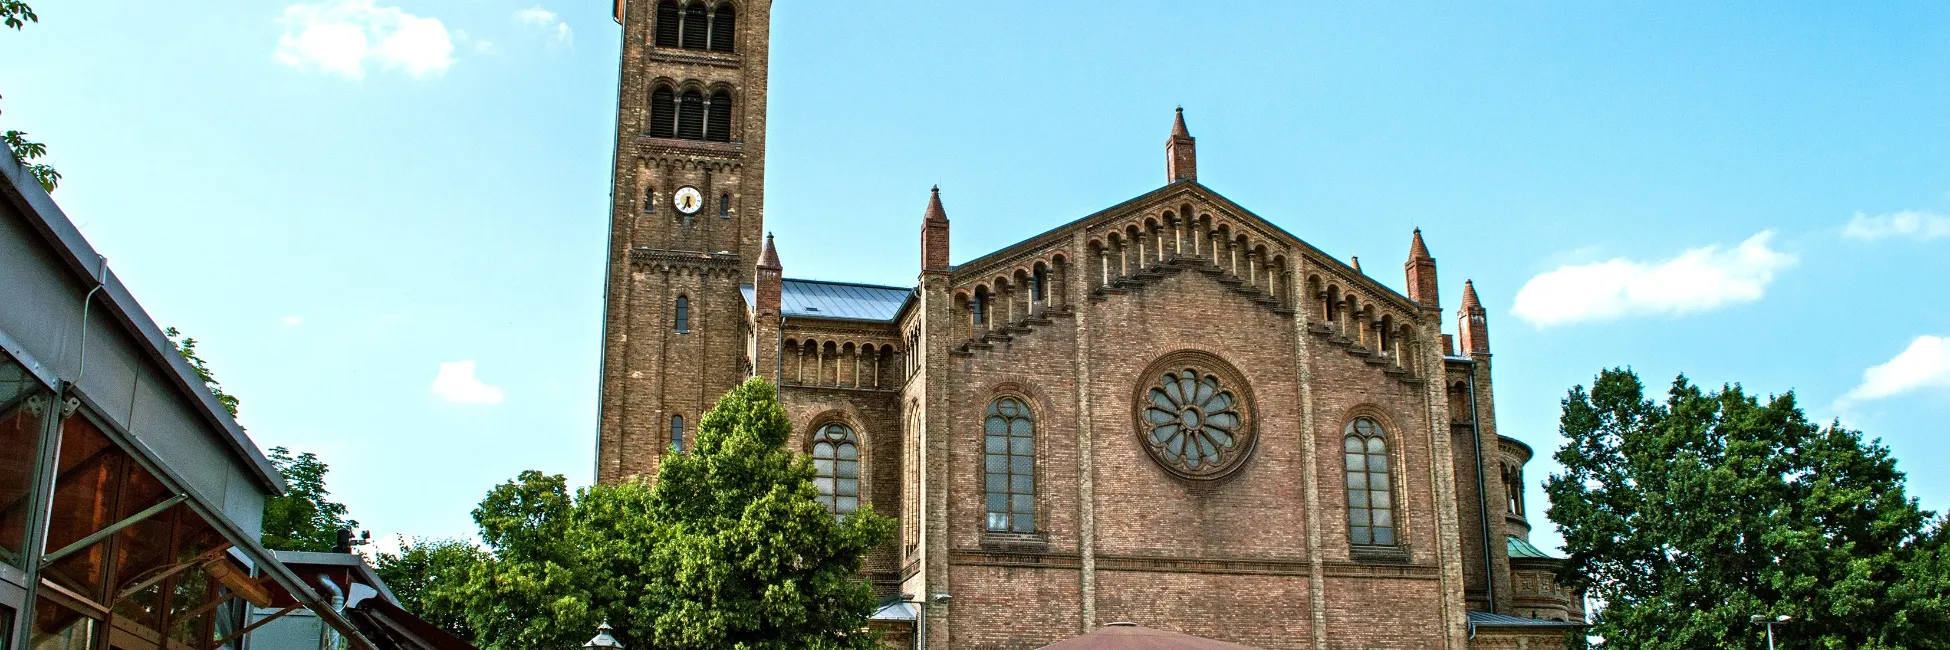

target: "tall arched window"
[984,397,1034,533]
[705,90,732,142]
[680,3,708,49]
[708,3,736,52]
[1344,417,1394,546]
[677,90,704,139]
[654,1,680,47]
[812,424,859,516]
[674,296,690,333]
[643,187,657,213]
[649,86,676,138]
[670,415,685,452]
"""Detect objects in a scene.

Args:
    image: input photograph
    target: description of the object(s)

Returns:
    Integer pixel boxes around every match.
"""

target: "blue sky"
[3,2,1947,555]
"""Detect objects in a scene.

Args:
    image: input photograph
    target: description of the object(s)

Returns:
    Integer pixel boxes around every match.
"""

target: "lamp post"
[899,593,951,650]
[1749,614,1791,650]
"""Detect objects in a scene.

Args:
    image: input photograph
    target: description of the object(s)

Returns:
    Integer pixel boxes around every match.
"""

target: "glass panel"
[1371,491,1391,508]
[1011,514,1033,533]
[836,459,858,478]
[813,477,833,496]
[1373,528,1395,545]
[1366,437,1386,454]
[1009,437,1032,456]
[1347,491,1367,508]
[987,513,1007,531]
[1345,453,1364,471]
[985,454,1007,473]
[1348,510,1369,526]
[1010,419,1031,437]
[31,598,97,650]
[1009,456,1031,474]
[1373,510,1393,527]
[836,442,858,460]
[835,478,858,497]
[45,415,124,600]
[812,442,835,459]
[1345,472,1364,489]
[1367,453,1388,472]
[1371,474,1390,490]
[985,474,1006,494]
[986,494,1007,512]
[1010,494,1033,514]
[834,497,857,514]
[986,437,1006,454]
[1344,437,1362,453]
[985,417,1006,436]
[0,363,46,566]
[813,459,835,476]
[1009,475,1033,494]
[1350,527,1370,545]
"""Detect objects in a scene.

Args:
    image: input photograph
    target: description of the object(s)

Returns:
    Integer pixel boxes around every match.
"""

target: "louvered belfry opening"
[705,91,732,141]
[649,87,676,137]
[709,3,736,52]
[654,1,680,47]
[677,90,705,139]
[681,3,708,49]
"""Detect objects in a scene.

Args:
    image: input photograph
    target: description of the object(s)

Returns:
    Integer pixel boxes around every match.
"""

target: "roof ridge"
[781,277,916,292]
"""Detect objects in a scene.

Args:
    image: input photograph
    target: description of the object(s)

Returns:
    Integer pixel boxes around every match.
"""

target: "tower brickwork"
[597,0,773,483]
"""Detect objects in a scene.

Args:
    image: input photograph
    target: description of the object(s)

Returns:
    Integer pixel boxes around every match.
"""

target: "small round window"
[1133,354,1255,480]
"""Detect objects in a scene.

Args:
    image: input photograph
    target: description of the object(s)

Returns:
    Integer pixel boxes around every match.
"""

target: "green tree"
[452,378,894,650]
[165,327,240,417]
[1545,369,1950,649]
[373,537,483,639]
[1,2,58,193]
[454,470,594,649]
[261,446,359,552]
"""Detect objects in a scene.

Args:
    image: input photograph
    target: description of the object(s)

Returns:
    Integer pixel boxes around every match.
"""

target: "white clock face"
[673,186,704,215]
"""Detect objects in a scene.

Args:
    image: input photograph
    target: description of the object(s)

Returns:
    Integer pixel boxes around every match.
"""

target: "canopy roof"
[1036,624,1267,650]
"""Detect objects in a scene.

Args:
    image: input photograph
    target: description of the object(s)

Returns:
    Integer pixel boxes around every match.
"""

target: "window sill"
[979,532,1048,551]
[1349,545,1410,564]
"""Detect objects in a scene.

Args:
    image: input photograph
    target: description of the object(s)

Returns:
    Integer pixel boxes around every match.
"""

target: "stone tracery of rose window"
[1135,355,1255,479]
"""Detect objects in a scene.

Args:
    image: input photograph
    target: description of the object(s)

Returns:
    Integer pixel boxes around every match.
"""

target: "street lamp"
[899,593,951,650]
[1749,614,1791,650]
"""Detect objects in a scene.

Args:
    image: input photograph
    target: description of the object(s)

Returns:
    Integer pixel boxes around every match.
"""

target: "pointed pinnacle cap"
[758,232,781,269]
[1461,279,1482,310]
[1409,228,1432,260]
[924,185,948,223]
[1171,106,1191,138]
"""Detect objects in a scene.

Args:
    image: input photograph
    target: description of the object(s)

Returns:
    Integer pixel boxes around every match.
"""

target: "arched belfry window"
[681,3,708,49]
[709,3,735,52]
[705,90,732,142]
[812,424,860,516]
[677,90,705,140]
[1344,417,1394,546]
[649,86,676,138]
[674,296,690,333]
[984,397,1034,533]
[654,1,680,47]
[670,415,685,452]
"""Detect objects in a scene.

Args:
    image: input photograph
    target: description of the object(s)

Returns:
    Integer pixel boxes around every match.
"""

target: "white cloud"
[275,0,455,80]
[1837,336,1950,407]
[516,6,572,44]
[431,360,504,404]
[1843,210,1950,242]
[281,316,303,326]
[1511,231,1796,327]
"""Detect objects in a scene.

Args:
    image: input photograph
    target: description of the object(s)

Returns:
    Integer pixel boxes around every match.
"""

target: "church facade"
[593,2,1584,648]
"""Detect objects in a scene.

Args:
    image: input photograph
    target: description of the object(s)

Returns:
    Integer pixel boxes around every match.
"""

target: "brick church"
[593,2,1585,648]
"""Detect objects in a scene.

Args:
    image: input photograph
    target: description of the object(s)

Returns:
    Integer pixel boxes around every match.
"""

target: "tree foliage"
[165,326,240,417]
[0,2,57,193]
[373,537,483,639]
[261,446,359,552]
[1546,369,1950,649]
[448,378,895,650]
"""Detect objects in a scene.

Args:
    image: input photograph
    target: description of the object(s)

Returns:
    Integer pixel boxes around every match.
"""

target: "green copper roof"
[1507,536,1557,559]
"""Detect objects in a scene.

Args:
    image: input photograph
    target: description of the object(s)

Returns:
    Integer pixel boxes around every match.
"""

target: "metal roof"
[1466,611,1583,628]
[741,279,913,322]
[1507,535,1558,560]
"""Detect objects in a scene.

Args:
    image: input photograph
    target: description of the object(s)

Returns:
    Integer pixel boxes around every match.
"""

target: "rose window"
[1137,361,1254,479]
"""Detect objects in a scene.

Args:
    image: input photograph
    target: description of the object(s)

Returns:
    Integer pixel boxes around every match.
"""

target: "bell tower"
[596,0,773,484]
